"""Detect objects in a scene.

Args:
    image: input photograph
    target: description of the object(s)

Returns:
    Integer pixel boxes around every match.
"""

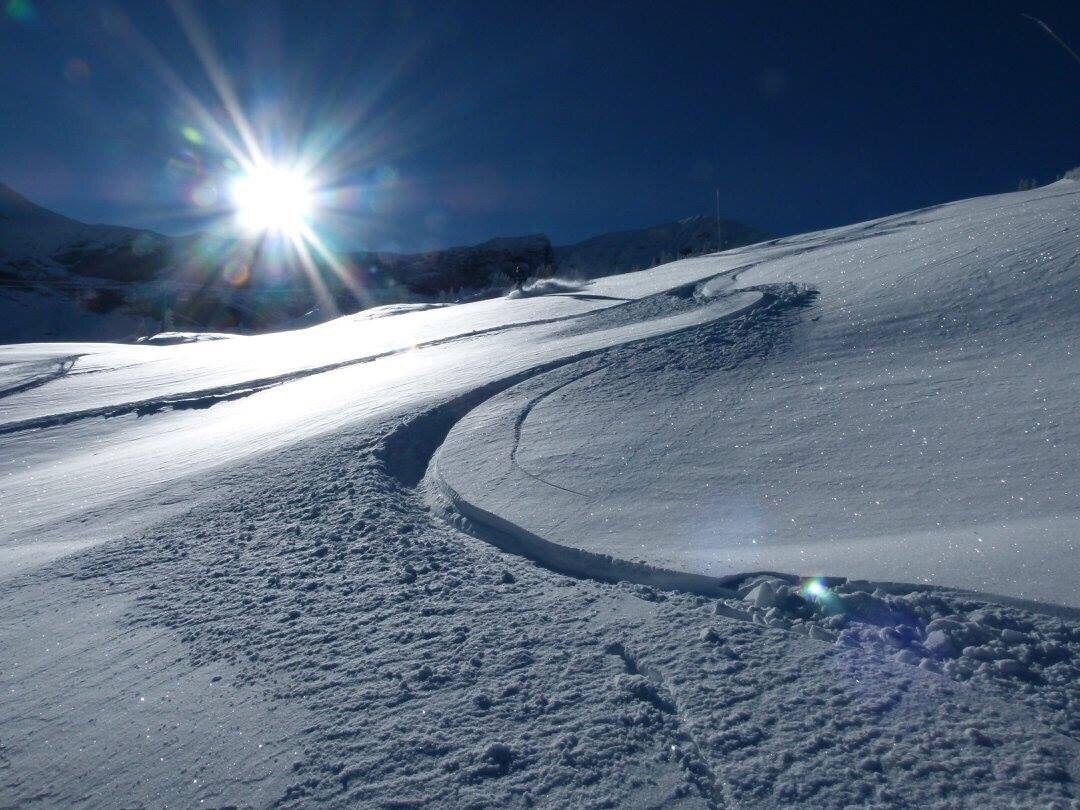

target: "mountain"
[0,185,766,343]
[350,234,555,296]
[0,186,557,343]
[0,183,161,266]
[0,184,177,342]
[554,214,771,278]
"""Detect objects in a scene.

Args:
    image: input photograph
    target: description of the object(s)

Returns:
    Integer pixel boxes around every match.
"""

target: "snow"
[0,285,761,576]
[135,331,238,345]
[505,278,586,299]
[0,182,145,258]
[434,182,1080,607]
[2,181,1080,807]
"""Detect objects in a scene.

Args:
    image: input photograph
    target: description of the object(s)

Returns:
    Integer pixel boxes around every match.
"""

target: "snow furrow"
[426,289,810,597]
[0,354,79,398]
[419,293,786,598]
[431,183,1080,607]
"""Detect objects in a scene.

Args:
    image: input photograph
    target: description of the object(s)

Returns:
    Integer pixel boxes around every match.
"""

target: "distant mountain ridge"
[555,214,771,278]
[350,234,556,297]
[0,183,769,343]
[0,183,168,272]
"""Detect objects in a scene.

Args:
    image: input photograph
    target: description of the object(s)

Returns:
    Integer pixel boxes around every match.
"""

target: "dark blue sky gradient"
[1,0,1077,251]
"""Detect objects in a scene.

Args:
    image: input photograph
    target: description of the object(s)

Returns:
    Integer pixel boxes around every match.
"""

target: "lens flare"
[5,0,35,24]
[190,182,218,208]
[801,578,829,600]
[230,164,314,235]
[105,0,385,323]
[63,58,91,84]
[223,259,251,287]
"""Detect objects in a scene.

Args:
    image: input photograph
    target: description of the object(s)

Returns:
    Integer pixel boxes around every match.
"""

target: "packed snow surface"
[2,181,1080,808]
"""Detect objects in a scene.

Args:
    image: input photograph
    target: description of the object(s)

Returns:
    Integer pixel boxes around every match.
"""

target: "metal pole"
[715,187,722,253]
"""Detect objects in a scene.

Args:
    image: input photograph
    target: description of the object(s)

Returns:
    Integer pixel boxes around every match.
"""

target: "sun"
[230,164,314,235]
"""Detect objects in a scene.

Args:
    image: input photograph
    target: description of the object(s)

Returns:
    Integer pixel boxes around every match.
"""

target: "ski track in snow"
[0,354,79,399]
[0,305,617,436]
[2,182,1080,807]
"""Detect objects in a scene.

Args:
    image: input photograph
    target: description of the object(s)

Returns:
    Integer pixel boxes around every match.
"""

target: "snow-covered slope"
[3,180,1078,598]
[3,181,1080,808]
[436,181,1080,606]
[0,183,160,263]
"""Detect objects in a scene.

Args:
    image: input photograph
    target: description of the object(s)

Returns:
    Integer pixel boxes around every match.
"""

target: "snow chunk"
[505,278,585,299]
[743,580,780,609]
[135,331,237,346]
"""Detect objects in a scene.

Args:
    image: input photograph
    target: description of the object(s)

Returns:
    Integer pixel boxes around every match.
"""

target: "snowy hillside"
[2,180,1080,807]
[437,182,1080,606]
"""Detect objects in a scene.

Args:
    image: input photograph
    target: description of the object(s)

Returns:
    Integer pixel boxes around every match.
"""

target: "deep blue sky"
[1,0,1077,251]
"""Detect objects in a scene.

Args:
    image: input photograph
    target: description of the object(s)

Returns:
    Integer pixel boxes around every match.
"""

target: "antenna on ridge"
[715,187,722,253]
